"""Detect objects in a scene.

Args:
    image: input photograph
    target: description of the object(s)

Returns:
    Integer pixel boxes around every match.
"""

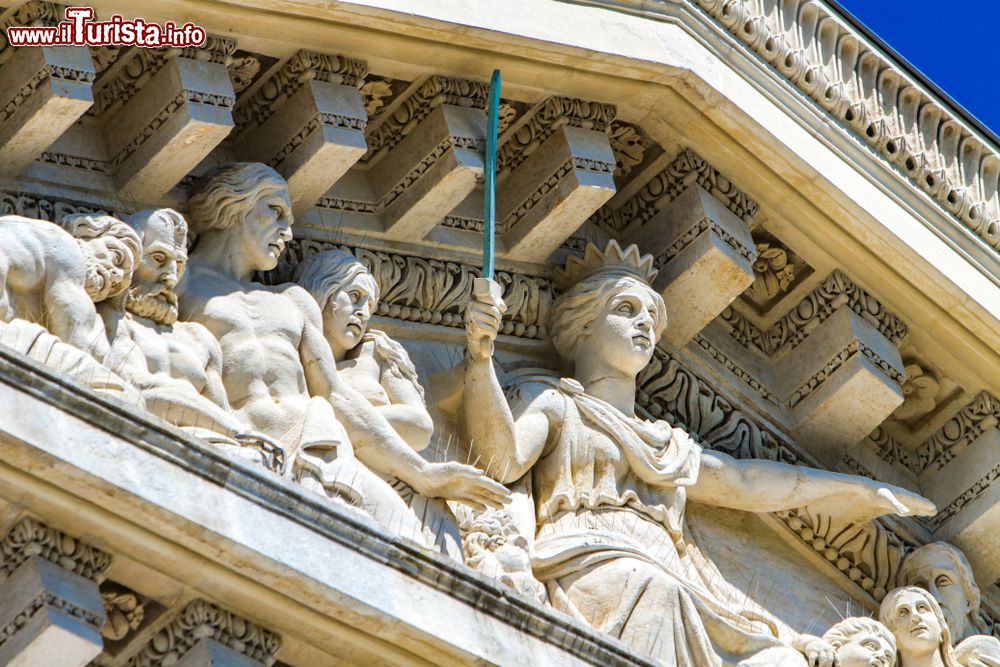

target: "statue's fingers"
[874,487,908,515]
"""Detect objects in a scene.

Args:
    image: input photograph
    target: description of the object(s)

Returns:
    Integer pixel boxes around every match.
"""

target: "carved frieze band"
[364,75,489,163]
[377,135,483,211]
[691,333,779,406]
[110,89,236,169]
[233,50,368,133]
[652,216,756,267]
[127,599,281,667]
[787,340,905,409]
[689,0,1000,255]
[0,191,123,222]
[1,62,96,124]
[591,148,759,234]
[916,391,1000,473]
[496,96,617,177]
[91,36,237,117]
[0,517,111,582]
[499,156,616,234]
[865,427,920,474]
[720,270,908,358]
[280,238,553,339]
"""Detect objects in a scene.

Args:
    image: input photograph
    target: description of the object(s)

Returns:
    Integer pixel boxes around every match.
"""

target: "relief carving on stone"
[174,162,507,547]
[459,240,935,666]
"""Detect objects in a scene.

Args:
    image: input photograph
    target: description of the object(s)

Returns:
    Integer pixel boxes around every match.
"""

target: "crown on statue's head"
[554,240,658,291]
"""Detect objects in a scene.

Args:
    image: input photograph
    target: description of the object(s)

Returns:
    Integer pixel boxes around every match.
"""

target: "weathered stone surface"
[0,45,95,177]
[0,556,104,667]
[777,308,906,466]
[100,43,236,201]
[622,184,756,347]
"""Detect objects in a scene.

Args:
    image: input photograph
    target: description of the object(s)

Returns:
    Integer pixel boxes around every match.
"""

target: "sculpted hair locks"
[549,271,667,369]
[293,250,423,397]
[186,163,287,242]
[822,616,895,654]
[879,586,960,667]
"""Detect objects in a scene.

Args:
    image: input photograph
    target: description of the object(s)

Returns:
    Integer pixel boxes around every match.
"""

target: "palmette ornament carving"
[591,148,759,233]
[721,270,908,357]
[128,600,281,667]
[692,0,1000,255]
[0,518,111,582]
[776,506,907,602]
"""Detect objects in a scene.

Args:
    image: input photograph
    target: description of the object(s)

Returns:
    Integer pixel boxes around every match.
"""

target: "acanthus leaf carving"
[127,599,281,667]
[0,517,111,583]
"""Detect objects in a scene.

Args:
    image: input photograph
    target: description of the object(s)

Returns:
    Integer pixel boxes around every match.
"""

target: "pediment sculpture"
[460,239,937,666]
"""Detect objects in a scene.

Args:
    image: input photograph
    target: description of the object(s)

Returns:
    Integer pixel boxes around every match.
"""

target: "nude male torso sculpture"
[97,209,270,461]
[176,162,507,540]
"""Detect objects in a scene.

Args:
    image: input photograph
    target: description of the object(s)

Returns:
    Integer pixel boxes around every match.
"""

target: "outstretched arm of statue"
[293,287,509,510]
[688,446,936,524]
[461,281,552,484]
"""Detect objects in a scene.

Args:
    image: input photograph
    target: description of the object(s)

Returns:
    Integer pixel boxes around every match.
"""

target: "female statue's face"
[889,590,944,655]
[323,272,378,359]
[580,283,660,376]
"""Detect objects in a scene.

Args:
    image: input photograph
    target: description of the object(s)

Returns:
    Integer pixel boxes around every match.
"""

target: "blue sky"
[833,1,1000,139]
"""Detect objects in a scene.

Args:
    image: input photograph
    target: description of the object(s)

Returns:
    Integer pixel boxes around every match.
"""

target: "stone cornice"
[720,270,908,358]
[573,0,1000,262]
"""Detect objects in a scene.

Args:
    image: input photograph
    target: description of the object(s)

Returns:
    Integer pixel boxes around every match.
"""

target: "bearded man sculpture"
[97,208,279,468]
[176,163,507,538]
[461,240,936,666]
[0,213,139,363]
[899,542,1000,666]
[880,587,961,667]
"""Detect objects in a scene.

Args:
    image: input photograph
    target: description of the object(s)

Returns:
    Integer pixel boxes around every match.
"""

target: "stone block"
[0,556,104,667]
[623,184,756,346]
[920,425,1000,585]
[235,51,369,215]
[0,45,95,177]
[499,124,616,263]
[776,308,905,466]
[176,638,266,667]
[103,53,235,201]
[369,103,485,240]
